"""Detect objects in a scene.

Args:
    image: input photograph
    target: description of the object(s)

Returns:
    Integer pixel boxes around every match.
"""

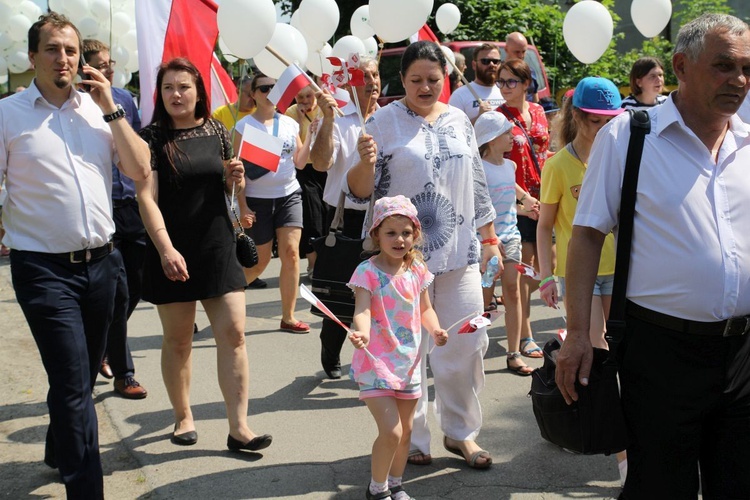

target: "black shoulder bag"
[528,110,650,455]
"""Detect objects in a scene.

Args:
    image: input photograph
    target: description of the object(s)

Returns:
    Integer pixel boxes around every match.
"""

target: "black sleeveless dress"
[139,119,245,304]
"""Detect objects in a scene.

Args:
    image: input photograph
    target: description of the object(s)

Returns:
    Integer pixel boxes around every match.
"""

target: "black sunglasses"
[255,84,274,93]
[479,57,501,65]
[497,78,521,89]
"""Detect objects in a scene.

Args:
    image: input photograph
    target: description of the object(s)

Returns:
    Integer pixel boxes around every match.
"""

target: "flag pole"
[444,54,482,103]
[265,45,343,117]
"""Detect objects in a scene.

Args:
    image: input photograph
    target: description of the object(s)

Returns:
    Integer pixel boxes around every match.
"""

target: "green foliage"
[673,0,733,26]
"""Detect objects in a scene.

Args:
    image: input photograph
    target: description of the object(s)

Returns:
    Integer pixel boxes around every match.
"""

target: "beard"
[475,67,497,86]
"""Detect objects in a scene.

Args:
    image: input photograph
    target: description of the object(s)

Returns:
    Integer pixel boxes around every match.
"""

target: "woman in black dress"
[136,58,272,451]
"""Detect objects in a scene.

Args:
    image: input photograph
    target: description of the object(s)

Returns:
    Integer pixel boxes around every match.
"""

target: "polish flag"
[409,24,451,104]
[136,0,238,125]
[267,64,314,114]
[331,87,351,108]
[238,123,283,174]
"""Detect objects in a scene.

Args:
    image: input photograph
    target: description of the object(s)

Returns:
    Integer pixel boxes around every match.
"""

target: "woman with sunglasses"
[234,73,312,333]
[495,59,549,360]
[136,58,272,450]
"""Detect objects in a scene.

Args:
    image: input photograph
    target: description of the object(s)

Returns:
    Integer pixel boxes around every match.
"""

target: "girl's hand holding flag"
[349,330,369,350]
[431,328,449,347]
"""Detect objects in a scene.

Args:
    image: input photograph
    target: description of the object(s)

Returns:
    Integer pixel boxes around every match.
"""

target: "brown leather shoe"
[114,377,148,399]
[99,357,114,379]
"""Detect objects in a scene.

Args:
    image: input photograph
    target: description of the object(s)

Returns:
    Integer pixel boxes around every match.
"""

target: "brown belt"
[626,301,750,337]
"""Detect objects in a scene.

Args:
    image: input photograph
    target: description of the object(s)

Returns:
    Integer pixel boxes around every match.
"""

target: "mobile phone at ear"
[77,55,90,92]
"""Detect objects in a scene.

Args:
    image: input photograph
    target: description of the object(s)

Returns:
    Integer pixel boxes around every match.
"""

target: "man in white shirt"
[0,13,150,498]
[310,57,380,379]
[448,43,504,122]
[558,14,750,499]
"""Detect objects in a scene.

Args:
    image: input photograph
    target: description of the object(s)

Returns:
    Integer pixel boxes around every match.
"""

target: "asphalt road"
[0,256,622,499]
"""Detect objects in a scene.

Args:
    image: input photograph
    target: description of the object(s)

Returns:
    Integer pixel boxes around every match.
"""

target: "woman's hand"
[349,330,369,349]
[160,247,189,282]
[539,277,559,308]
[357,134,377,166]
[240,207,256,228]
[224,159,244,187]
[432,329,448,347]
[520,195,540,220]
[481,242,503,280]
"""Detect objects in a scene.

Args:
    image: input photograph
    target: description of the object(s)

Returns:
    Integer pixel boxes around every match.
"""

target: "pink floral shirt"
[348,258,434,390]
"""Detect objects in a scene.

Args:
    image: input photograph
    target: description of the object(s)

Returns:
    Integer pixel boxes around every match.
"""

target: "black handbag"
[229,201,259,268]
[528,109,651,455]
[309,192,374,322]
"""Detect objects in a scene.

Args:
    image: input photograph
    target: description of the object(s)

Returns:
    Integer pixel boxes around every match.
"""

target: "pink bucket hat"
[369,195,421,236]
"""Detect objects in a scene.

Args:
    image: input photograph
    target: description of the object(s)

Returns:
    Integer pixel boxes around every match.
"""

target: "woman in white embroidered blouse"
[348,41,502,470]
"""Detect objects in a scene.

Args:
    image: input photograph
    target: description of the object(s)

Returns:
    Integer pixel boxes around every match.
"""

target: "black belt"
[626,300,750,337]
[47,241,115,264]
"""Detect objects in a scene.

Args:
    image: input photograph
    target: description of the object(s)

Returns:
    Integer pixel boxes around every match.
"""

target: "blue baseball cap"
[572,77,624,116]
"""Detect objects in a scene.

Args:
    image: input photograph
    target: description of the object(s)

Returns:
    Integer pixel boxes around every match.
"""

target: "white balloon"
[362,37,378,58]
[18,1,43,23]
[350,5,374,40]
[331,35,365,62]
[122,49,138,73]
[0,4,13,34]
[219,37,238,64]
[253,23,309,80]
[111,44,129,68]
[436,3,460,35]
[7,49,30,73]
[305,42,332,77]
[48,0,66,13]
[0,55,7,75]
[110,11,131,37]
[112,68,130,88]
[290,10,302,30]
[563,0,613,64]
[218,0,276,60]
[77,17,100,38]
[0,32,14,54]
[62,0,90,18]
[118,30,138,53]
[440,45,455,73]
[631,0,672,38]
[369,0,433,43]
[90,0,111,22]
[5,14,32,42]
[297,0,339,45]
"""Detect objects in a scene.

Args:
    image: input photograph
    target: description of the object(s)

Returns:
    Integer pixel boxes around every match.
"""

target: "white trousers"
[411,263,489,454]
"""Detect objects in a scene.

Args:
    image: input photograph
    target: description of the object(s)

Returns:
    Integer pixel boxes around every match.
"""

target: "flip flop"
[520,337,544,358]
[407,449,432,465]
[443,436,492,469]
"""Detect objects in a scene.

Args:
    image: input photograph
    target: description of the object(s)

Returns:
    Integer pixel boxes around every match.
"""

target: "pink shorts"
[359,387,422,401]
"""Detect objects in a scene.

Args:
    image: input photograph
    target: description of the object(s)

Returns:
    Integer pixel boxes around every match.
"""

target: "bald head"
[505,32,528,61]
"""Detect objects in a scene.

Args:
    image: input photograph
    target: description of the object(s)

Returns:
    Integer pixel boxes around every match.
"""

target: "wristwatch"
[103,104,126,123]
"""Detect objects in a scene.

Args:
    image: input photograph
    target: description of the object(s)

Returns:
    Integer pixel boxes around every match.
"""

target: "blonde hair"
[371,214,425,268]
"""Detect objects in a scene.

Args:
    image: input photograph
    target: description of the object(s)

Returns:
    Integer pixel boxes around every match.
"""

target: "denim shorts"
[501,235,522,263]
[559,274,614,297]
[244,189,303,245]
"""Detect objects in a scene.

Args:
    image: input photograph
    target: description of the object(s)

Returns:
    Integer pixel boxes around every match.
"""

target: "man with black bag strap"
[310,56,380,379]
[558,14,750,499]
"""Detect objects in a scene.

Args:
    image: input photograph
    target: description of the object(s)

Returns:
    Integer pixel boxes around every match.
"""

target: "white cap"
[474,110,513,147]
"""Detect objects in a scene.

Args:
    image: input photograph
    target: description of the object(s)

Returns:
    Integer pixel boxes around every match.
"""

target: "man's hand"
[80,65,116,113]
[357,134,377,166]
[555,332,593,404]
[315,90,337,119]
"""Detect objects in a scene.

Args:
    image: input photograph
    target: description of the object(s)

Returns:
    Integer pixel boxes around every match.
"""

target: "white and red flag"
[135,0,237,125]
[409,24,451,104]
[238,123,283,174]
[267,64,315,114]
[319,74,352,108]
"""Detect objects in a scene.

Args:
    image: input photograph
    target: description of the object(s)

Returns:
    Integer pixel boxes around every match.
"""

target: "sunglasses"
[255,84,274,93]
[496,78,521,89]
[479,57,501,65]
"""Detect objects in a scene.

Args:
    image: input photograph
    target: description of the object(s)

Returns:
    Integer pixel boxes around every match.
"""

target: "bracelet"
[480,237,499,246]
[540,276,555,287]
[539,280,556,292]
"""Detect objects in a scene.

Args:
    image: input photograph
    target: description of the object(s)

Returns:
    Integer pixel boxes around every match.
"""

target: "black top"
[139,119,245,304]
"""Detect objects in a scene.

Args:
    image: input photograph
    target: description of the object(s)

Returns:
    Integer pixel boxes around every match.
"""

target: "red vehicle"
[377,40,551,107]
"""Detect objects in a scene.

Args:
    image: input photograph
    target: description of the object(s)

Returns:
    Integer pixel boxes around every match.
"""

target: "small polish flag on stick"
[514,262,541,280]
[330,87,351,108]
[268,63,314,114]
[238,123,283,174]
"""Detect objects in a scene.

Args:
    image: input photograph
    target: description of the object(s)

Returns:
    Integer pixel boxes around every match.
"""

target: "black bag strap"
[606,109,650,352]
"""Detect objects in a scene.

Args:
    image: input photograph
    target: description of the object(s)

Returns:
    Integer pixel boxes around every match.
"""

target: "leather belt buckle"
[723,316,750,337]
[69,250,85,263]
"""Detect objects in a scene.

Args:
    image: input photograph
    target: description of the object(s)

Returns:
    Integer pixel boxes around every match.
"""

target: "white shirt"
[574,95,750,321]
[353,101,496,275]
[737,93,750,124]
[319,102,377,210]
[0,81,117,253]
[237,113,301,199]
[448,81,505,122]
